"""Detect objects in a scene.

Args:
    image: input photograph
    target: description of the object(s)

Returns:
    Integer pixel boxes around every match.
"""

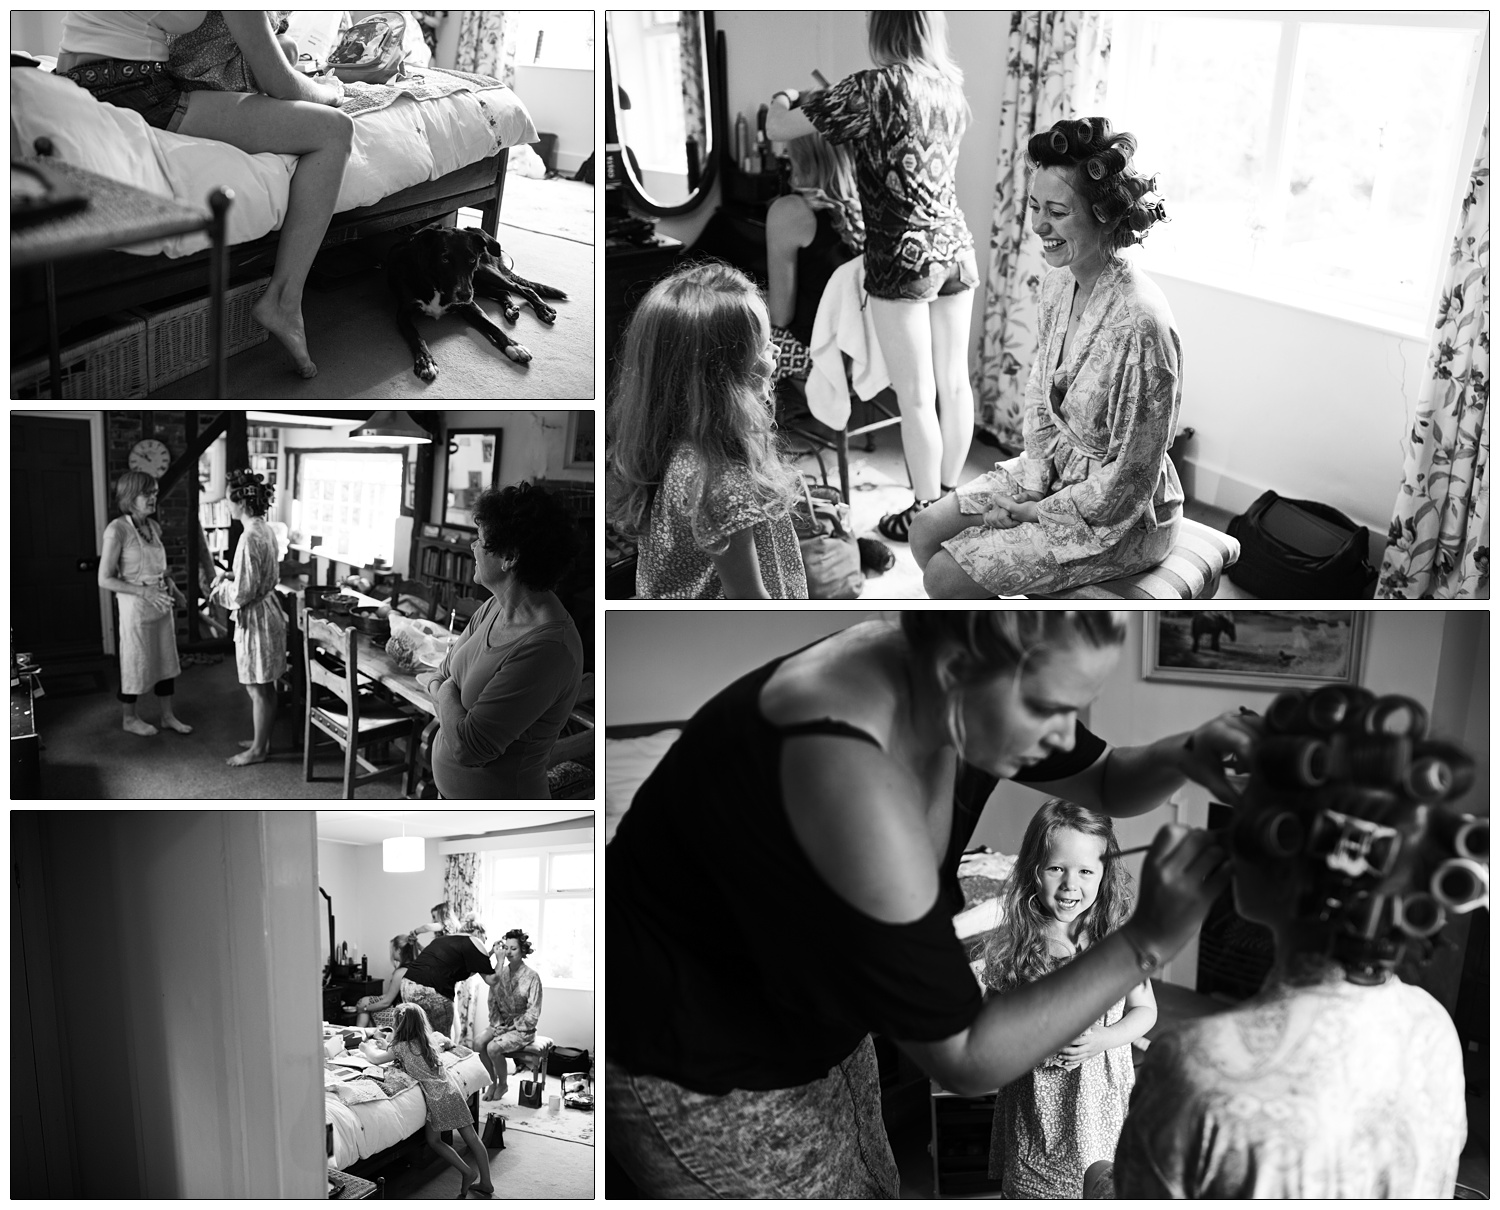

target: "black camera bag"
[1226,490,1377,598]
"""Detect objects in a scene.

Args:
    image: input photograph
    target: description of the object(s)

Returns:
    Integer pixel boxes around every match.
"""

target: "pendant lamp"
[383,822,425,872]
[350,411,431,444]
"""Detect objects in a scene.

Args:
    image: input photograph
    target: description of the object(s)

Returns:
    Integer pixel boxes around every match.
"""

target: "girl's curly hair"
[1027,116,1168,253]
[983,799,1134,994]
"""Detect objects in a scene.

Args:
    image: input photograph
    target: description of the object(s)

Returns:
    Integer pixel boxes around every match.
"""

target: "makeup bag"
[1226,490,1378,599]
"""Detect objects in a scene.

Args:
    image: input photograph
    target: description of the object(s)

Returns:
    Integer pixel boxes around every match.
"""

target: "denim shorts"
[884,246,980,303]
[58,60,190,132]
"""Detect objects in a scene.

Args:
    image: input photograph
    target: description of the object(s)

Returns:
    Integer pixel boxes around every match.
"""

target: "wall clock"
[128,438,171,478]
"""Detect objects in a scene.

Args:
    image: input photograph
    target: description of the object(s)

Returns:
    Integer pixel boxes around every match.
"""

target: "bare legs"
[423,1122,477,1198]
[475,1027,503,1099]
[866,287,977,533]
[456,1124,494,1197]
[486,1039,516,1101]
[228,682,277,766]
[910,493,996,598]
[159,695,193,734]
[121,703,158,737]
[177,92,354,378]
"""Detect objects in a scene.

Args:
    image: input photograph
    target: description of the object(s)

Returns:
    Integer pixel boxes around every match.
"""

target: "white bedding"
[324,1046,489,1170]
[9,63,536,258]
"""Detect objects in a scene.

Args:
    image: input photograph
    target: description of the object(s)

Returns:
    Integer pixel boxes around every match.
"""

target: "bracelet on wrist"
[1121,927,1162,974]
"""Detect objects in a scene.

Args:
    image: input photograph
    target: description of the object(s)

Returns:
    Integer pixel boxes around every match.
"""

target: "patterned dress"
[487,960,543,1052]
[636,444,808,600]
[105,516,182,694]
[390,1039,474,1131]
[802,65,973,301]
[1114,962,1467,1198]
[988,994,1135,1197]
[947,259,1184,595]
[210,516,287,685]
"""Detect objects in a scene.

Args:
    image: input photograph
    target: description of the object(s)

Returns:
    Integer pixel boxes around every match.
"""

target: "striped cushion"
[1040,519,1240,601]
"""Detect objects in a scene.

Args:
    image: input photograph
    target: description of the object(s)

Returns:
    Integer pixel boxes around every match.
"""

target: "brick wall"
[105,412,223,639]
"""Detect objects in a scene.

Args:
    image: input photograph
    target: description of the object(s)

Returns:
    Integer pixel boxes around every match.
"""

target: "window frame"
[1104,8,1488,338]
[288,446,408,567]
[474,841,594,992]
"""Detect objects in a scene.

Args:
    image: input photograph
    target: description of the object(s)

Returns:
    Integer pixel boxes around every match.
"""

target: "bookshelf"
[200,496,233,569]
[415,534,488,619]
[248,424,280,490]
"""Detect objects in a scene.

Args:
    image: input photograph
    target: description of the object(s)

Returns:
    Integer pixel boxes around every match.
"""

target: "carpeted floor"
[404,1130,593,1200]
[150,174,595,401]
[28,655,412,800]
[477,1074,593,1147]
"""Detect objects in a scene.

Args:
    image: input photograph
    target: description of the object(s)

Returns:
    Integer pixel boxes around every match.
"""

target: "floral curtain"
[443,852,479,925]
[454,10,516,88]
[679,11,707,188]
[1378,123,1490,600]
[975,12,1112,449]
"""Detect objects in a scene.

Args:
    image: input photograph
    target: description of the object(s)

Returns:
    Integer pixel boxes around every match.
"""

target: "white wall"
[515,64,592,174]
[654,9,1490,528]
[425,410,592,523]
[12,11,63,55]
[319,828,596,1053]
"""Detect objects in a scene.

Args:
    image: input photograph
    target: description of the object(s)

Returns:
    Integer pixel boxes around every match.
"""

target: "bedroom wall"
[515,64,592,174]
[316,837,361,962]
[11,11,63,56]
[605,607,888,724]
[655,10,1488,528]
[22,811,325,1198]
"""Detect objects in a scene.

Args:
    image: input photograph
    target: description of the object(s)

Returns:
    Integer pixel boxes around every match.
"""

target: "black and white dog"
[386,225,567,383]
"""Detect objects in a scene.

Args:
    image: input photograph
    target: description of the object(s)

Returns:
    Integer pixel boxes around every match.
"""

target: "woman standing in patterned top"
[210,470,286,767]
[769,11,977,543]
[609,261,809,599]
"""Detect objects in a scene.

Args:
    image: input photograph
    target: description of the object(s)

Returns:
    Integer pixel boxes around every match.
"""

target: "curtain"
[454,10,516,87]
[975,12,1112,449]
[1378,123,1490,600]
[443,852,479,925]
[679,11,707,187]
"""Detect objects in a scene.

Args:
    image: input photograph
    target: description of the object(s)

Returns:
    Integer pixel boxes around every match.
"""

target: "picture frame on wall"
[401,444,418,516]
[564,410,594,469]
[1142,610,1368,689]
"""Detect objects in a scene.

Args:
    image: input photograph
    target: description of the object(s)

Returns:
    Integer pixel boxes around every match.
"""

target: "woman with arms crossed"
[607,611,1254,1197]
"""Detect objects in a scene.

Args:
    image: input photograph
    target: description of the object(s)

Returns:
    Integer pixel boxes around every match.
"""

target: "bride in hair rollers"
[911,117,1180,598]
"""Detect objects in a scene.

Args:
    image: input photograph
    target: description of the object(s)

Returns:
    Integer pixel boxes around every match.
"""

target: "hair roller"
[1074,118,1094,147]
[1086,156,1106,181]
[1048,127,1069,155]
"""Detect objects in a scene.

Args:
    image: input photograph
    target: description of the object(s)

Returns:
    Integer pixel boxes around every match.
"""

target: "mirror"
[443,430,503,529]
[606,10,717,215]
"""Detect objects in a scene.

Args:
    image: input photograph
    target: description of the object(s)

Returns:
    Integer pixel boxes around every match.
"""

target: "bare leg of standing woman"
[177,92,354,378]
[867,297,942,538]
[929,289,976,489]
[229,682,277,766]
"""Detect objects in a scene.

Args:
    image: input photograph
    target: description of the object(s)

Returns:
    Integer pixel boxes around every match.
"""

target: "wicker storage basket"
[139,277,271,391]
[11,313,149,399]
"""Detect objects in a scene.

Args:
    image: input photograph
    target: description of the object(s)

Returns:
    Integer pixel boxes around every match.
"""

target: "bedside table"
[605,233,684,380]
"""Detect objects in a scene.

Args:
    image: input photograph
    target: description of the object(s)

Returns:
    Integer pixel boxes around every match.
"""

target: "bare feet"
[237,739,265,749]
[481,1084,502,1102]
[252,292,317,378]
[458,1162,478,1199]
[123,717,158,737]
[469,1182,495,1199]
[160,717,193,734]
[226,748,269,766]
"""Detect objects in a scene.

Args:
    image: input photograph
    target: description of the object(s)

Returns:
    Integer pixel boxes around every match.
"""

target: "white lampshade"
[383,835,425,872]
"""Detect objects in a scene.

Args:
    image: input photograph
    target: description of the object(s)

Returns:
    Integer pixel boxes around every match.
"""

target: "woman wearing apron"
[97,471,191,736]
[210,470,287,767]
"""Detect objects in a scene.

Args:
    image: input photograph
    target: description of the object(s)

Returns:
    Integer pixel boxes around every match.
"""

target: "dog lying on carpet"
[387,225,567,383]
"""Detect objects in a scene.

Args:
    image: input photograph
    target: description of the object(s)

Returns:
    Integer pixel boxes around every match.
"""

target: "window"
[473,845,594,989]
[289,451,403,567]
[511,11,594,71]
[1105,11,1485,331]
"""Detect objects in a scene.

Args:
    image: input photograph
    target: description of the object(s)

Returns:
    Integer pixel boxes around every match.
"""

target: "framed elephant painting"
[1143,611,1367,689]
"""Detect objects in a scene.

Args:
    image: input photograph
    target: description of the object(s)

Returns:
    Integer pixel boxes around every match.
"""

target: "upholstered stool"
[1036,518,1240,600]
[515,1034,554,1082]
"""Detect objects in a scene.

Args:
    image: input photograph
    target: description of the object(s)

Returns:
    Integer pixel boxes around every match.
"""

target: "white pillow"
[605,729,682,843]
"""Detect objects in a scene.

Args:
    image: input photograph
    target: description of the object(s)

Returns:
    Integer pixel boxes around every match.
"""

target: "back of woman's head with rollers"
[1232,686,1486,984]
[607,260,800,539]
[1029,116,1167,253]
[901,609,1128,691]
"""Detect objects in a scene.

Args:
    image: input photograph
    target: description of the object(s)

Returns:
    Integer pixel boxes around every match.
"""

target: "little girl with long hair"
[608,260,809,600]
[982,799,1157,1198]
[361,1003,494,1198]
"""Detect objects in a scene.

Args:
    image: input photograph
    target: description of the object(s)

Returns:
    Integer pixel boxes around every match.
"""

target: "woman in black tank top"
[607,610,1260,1197]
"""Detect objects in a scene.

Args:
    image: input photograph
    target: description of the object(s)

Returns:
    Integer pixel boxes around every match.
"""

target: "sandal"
[876,498,934,543]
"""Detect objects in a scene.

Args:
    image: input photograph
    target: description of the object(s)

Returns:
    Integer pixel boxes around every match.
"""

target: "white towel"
[805,257,892,430]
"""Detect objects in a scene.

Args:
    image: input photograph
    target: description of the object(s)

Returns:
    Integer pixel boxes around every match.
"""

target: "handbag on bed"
[328,11,409,85]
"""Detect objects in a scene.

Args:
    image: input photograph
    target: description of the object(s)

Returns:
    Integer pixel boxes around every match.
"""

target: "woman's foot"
[160,716,193,734]
[481,1084,502,1102]
[226,747,269,766]
[123,717,159,737]
[468,1182,495,1199]
[876,497,935,543]
[251,292,317,378]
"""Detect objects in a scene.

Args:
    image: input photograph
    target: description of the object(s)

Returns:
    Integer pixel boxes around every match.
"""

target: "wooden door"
[11,416,103,660]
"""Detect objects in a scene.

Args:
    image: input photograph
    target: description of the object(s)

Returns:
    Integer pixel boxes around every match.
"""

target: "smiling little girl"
[982,799,1157,1198]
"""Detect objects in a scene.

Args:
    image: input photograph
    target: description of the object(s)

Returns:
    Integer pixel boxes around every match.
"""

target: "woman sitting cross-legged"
[354,933,419,1029]
[911,117,1181,598]
[423,483,584,799]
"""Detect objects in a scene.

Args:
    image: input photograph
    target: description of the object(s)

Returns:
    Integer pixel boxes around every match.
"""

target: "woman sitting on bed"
[56,10,354,379]
[354,933,418,1029]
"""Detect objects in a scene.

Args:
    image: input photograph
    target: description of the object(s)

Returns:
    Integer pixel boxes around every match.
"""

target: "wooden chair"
[303,615,421,798]
[277,587,305,747]
[547,673,595,800]
[450,595,486,633]
[391,578,437,622]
